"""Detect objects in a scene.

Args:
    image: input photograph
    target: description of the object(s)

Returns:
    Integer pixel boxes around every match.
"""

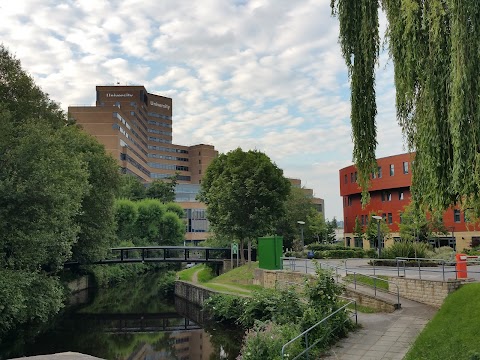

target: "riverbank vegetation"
[405,283,480,360]
[0,45,185,343]
[204,266,355,359]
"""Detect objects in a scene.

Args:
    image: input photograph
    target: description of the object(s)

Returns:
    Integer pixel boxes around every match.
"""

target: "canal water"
[0,273,244,360]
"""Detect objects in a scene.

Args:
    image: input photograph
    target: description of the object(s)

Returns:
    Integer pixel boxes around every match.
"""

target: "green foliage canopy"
[331,1,480,214]
[198,148,290,257]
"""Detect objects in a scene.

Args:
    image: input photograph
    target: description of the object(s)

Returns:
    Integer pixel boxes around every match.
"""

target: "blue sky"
[0,0,407,220]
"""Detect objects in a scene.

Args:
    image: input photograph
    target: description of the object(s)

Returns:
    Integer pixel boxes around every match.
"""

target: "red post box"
[456,253,468,279]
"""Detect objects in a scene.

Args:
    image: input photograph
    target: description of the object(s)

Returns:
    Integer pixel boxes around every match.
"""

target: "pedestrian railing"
[281,298,357,360]
[282,257,401,308]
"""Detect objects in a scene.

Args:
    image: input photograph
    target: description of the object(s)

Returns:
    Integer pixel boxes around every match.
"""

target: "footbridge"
[65,246,255,266]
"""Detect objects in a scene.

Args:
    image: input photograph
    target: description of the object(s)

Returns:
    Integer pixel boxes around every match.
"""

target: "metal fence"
[281,299,357,360]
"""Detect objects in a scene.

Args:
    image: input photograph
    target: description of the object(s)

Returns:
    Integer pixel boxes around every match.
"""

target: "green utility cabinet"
[258,236,283,270]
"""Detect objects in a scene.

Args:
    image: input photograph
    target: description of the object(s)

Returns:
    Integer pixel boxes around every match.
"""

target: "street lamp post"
[372,215,383,258]
[297,221,305,248]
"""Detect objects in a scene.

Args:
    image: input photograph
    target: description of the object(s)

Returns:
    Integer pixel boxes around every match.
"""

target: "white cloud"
[0,0,401,220]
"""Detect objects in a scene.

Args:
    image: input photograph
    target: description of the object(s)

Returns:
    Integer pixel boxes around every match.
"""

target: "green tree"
[325,220,337,243]
[365,213,391,250]
[353,216,364,246]
[307,209,327,244]
[117,174,146,200]
[398,204,449,242]
[66,127,120,262]
[276,187,315,248]
[198,148,291,262]
[0,46,120,336]
[115,199,185,246]
[331,1,480,214]
[146,176,177,203]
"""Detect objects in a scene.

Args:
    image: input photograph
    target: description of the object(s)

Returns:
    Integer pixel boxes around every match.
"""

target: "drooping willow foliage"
[331,0,480,216]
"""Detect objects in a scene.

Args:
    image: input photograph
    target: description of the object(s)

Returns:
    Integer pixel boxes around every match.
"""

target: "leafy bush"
[240,288,304,327]
[204,294,246,324]
[240,321,303,360]
[307,243,351,251]
[425,246,456,262]
[381,241,431,259]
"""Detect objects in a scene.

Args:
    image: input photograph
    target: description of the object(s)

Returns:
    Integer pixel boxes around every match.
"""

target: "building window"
[199,169,202,174]
[399,191,404,200]
[372,171,376,179]
[390,164,394,176]
[344,174,347,184]
[348,196,352,206]
[354,171,358,182]
[454,209,461,223]
[382,213,386,220]
[403,161,409,174]
[361,215,364,225]
[399,213,403,224]
[351,172,354,183]
[388,213,393,224]
[346,237,351,247]
[354,237,363,248]
[378,166,382,178]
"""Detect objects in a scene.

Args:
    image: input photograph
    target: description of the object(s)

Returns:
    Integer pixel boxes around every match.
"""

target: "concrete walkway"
[322,295,437,359]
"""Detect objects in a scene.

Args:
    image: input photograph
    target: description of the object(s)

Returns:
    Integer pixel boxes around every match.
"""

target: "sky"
[0,0,407,221]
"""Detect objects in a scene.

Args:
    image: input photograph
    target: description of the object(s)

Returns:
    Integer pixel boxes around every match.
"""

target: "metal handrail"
[282,257,401,308]
[343,270,401,309]
[281,300,357,360]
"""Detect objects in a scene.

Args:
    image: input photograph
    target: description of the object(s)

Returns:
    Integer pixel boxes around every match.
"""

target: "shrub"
[240,321,303,360]
[203,294,245,324]
[307,243,351,251]
[425,246,455,262]
[239,288,304,327]
[381,241,431,259]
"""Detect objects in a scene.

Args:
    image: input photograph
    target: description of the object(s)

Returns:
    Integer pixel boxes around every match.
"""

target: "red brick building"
[339,153,478,251]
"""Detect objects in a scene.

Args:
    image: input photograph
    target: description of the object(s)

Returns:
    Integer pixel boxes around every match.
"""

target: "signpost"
[231,243,239,268]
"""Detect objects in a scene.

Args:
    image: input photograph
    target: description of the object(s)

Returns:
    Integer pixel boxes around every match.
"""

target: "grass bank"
[177,262,262,295]
[405,283,480,360]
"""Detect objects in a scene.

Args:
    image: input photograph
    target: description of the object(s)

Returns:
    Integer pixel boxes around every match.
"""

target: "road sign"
[232,243,238,255]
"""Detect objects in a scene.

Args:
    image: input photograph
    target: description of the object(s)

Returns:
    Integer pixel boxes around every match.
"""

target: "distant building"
[68,85,217,243]
[339,153,479,251]
[288,178,325,216]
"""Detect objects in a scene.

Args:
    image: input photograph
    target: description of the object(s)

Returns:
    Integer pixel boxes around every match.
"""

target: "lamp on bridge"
[372,215,383,258]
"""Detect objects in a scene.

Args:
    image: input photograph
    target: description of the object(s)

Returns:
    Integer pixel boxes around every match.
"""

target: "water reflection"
[1,273,243,360]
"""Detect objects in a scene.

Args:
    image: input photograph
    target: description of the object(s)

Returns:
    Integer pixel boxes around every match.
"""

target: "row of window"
[151,173,191,181]
[148,119,172,128]
[148,111,172,121]
[148,153,188,162]
[113,113,148,148]
[113,124,148,156]
[129,110,149,134]
[119,139,148,164]
[120,153,150,177]
[344,162,410,184]
[148,128,172,136]
[344,190,405,207]
[148,136,172,144]
[148,145,189,154]
[148,162,189,171]
[381,190,404,201]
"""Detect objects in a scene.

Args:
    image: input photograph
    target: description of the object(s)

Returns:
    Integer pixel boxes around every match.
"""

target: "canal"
[0,272,244,360]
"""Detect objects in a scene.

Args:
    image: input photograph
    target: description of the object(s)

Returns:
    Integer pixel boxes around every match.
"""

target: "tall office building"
[69,85,217,183]
[69,85,217,243]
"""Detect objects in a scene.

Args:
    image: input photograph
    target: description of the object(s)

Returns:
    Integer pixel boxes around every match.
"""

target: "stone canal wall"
[175,281,217,307]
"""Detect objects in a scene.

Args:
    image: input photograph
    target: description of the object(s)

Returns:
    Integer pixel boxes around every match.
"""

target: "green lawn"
[177,264,201,281]
[344,274,389,291]
[210,261,259,285]
[405,283,480,360]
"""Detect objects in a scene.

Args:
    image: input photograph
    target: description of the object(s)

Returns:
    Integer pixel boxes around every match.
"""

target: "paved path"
[322,297,436,360]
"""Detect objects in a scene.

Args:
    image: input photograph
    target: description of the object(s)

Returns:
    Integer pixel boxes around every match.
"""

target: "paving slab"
[321,297,436,360]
